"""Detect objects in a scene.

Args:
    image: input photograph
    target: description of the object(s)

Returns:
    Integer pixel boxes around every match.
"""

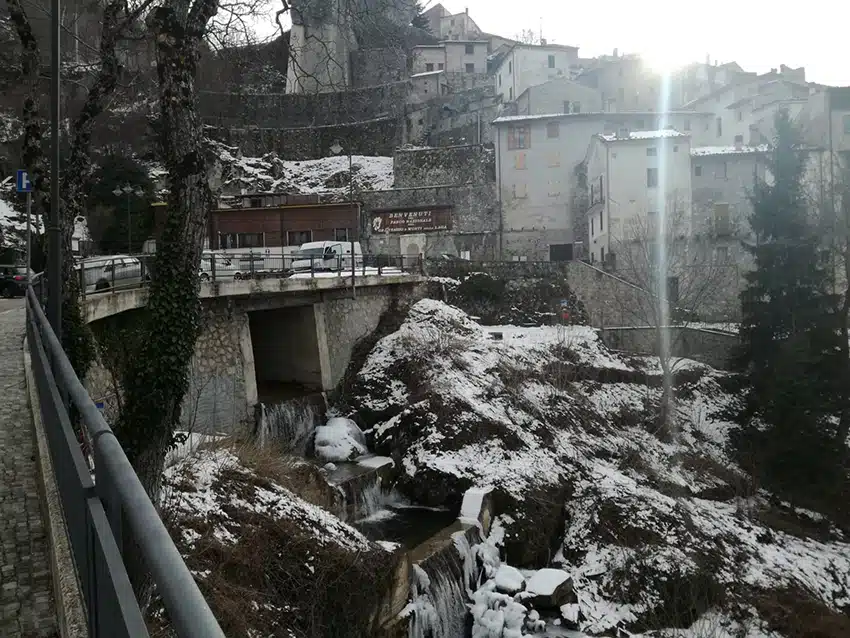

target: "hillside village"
[184,3,848,317]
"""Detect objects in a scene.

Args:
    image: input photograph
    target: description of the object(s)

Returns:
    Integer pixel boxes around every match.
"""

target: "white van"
[290,241,364,274]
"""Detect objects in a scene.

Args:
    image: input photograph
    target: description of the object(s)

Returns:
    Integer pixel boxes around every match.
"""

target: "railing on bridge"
[25,288,225,638]
[76,252,425,297]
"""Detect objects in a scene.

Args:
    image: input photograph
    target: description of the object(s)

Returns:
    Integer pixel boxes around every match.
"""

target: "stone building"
[494,43,581,103]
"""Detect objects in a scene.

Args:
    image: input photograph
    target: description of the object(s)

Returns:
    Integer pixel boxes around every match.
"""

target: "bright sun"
[641,48,689,77]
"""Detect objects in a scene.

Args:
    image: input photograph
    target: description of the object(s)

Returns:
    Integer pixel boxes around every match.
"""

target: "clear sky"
[445,0,848,86]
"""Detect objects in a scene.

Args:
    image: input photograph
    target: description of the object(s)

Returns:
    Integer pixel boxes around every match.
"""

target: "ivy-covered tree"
[737,109,849,504]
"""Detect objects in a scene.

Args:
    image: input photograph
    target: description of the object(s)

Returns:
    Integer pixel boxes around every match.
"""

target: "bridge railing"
[77,252,424,297]
[25,287,225,638]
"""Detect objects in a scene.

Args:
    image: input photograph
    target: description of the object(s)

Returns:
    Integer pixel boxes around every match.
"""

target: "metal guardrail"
[25,287,225,638]
[76,252,425,298]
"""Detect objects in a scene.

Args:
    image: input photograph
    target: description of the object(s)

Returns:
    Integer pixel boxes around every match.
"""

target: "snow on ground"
[351,299,850,636]
[208,140,393,197]
[162,448,374,552]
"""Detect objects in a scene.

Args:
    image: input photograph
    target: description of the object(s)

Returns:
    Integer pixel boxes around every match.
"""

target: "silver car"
[77,255,145,293]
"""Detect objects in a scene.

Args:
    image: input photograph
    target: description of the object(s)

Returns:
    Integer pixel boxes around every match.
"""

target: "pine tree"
[737,109,849,502]
[411,1,432,33]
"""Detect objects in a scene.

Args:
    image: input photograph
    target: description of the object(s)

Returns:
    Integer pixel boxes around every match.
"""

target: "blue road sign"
[16,169,33,193]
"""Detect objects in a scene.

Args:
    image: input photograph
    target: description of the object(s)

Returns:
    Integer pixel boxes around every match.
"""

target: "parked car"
[76,255,144,293]
[0,264,33,298]
[289,241,364,274]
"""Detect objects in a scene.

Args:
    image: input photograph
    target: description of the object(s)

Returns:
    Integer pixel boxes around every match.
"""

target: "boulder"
[314,417,368,462]
[493,565,525,594]
[521,569,574,609]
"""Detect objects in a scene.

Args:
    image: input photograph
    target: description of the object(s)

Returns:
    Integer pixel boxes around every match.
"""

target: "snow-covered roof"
[691,144,769,157]
[492,111,711,125]
[599,129,689,142]
[411,70,445,79]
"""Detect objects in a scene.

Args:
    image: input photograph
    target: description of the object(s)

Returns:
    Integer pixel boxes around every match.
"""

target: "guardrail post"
[211,253,216,281]
[310,256,315,278]
[79,265,86,300]
[111,258,115,291]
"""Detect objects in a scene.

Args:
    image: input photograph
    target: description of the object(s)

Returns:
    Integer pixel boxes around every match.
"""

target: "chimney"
[465,7,468,14]
[705,53,710,66]
[613,48,618,58]
[541,37,547,45]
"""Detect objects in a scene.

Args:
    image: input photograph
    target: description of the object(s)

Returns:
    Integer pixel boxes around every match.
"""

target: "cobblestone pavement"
[0,308,58,637]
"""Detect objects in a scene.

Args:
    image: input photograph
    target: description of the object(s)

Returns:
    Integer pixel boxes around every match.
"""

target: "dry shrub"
[752,588,850,638]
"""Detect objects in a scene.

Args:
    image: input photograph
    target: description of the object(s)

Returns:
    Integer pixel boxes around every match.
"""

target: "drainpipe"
[497,125,504,259]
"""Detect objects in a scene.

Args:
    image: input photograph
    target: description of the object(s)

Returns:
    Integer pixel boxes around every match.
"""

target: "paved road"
[0,306,58,636]
[0,298,25,314]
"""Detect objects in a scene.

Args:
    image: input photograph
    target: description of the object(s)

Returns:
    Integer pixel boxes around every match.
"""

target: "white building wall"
[412,46,446,73]
[444,42,488,73]
[496,46,580,103]
[588,136,693,263]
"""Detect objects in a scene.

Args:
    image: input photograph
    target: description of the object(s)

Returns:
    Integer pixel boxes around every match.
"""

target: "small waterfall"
[255,395,325,454]
[351,477,405,522]
[406,528,483,638]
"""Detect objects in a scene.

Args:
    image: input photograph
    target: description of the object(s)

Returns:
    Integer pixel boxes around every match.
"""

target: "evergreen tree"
[737,109,849,503]
[411,1,432,33]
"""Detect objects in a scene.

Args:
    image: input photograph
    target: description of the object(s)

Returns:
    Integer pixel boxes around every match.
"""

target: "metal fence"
[75,252,425,297]
[25,287,225,638]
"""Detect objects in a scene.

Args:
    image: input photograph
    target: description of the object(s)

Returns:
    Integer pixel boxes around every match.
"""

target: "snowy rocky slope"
[348,299,850,637]
[153,447,400,637]
[204,140,393,198]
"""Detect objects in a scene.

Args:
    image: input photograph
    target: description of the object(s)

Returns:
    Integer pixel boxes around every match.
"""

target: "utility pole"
[330,141,357,299]
[48,0,62,339]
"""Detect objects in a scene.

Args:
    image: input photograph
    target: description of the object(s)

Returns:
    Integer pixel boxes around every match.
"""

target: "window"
[591,217,595,235]
[673,145,679,152]
[714,203,731,235]
[563,100,570,114]
[334,228,349,241]
[694,165,702,177]
[235,232,264,248]
[716,246,729,262]
[600,246,605,263]
[287,230,312,246]
[450,18,455,25]
[684,118,691,131]
[716,116,722,137]
[508,125,530,149]
[618,87,625,102]
[438,63,444,70]
[548,55,556,68]
[546,121,560,138]
[465,44,474,55]
[572,102,580,113]
[734,134,744,145]
[646,147,657,157]
[718,162,728,179]
[737,110,743,122]
[599,210,604,231]
[465,63,475,73]
[508,61,512,73]
[844,114,850,134]
[499,75,502,87]
[425,63,434,72]
[514,153,527,169]
[249,197,263,208]
[647,167,658,188]
[667,277,680,304]
[509,87,513,100]
[636,119,645,130]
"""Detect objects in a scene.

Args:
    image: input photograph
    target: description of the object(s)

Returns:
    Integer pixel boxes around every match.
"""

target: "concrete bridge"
[84,274,426,434]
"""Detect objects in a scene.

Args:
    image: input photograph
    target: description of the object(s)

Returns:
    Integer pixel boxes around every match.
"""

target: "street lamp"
[112,184,144,253]
[330,141,357,298]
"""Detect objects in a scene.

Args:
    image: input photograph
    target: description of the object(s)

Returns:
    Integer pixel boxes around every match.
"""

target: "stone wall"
[565,260,650,328]
[198,82,410,128]
[86,300,256,435]
[600,326,739,370]
[205,117,401,160]
[360,183,499,259]
[319,287,397,388]
[351,48,409,87]
[393,144,495,187]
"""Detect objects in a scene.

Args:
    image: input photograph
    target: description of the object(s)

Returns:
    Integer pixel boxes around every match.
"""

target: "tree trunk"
[59,0,126,376]
[116,0,218,494]
[6,0,49,256]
